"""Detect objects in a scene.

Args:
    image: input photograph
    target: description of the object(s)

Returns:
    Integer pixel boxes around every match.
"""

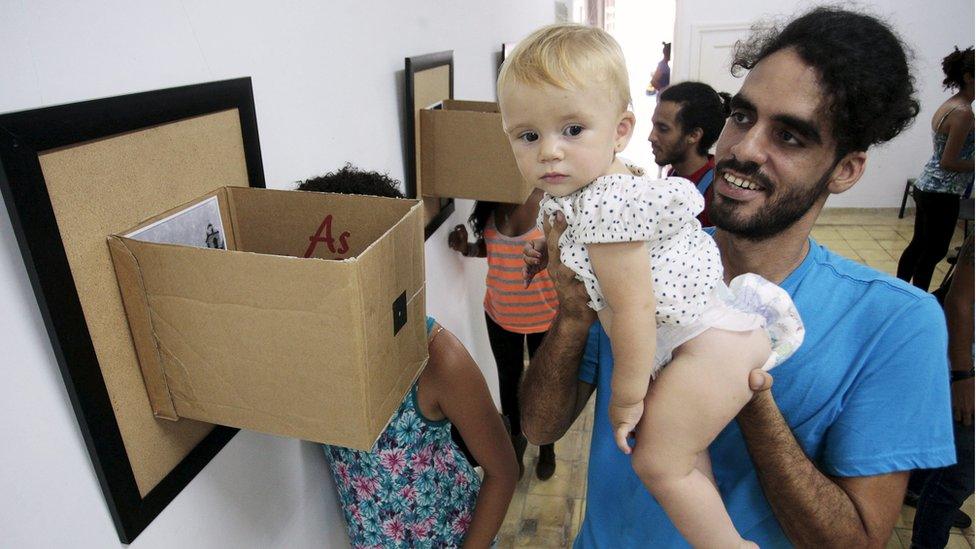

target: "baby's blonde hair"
[498,24,632,111]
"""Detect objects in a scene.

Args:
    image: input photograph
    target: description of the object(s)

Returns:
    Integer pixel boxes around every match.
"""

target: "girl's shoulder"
[417,324,493,421]
[935,99,974,132]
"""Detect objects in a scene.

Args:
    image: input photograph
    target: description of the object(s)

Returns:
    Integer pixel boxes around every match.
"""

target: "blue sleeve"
[579,321,603,385]
[820,297,955,476]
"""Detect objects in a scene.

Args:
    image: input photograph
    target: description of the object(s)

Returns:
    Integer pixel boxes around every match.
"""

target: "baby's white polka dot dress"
[540,169,804,374]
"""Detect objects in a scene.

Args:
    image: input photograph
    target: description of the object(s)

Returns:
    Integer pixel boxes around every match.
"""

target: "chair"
[899,178,915,219]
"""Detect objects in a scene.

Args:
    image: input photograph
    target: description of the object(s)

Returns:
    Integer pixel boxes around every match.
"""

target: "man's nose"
[729,125,769,166]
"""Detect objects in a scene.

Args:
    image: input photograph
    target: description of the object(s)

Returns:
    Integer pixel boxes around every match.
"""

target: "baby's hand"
[609,398,644,454]
[522,238,548,287]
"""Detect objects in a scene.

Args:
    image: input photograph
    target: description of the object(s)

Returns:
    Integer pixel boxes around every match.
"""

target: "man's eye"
[564,125,584,137]
[519,131,539,143]
[780,130,800,146]
[729,111,750,125]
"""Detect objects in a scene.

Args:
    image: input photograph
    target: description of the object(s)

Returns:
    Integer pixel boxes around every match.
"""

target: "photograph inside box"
[109,186,427,450]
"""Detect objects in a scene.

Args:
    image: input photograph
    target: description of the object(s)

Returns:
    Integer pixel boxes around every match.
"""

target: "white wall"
[611,0,676,174]
[673,0,975,208]
[0,1,553,547]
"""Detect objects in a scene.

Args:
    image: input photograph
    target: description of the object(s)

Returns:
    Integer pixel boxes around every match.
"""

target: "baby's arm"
[588,241,657,454]
[426,328,518,548]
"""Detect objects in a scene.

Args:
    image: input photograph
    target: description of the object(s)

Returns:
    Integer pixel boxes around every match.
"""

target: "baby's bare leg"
[631,327,770,548]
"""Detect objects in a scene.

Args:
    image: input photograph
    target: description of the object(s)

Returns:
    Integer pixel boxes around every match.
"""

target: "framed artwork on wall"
[0,78,264,542]
[404,50,456,239]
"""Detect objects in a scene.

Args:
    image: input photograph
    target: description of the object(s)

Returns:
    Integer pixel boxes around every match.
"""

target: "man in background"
[649,81,728,227]
[908,233,974,548]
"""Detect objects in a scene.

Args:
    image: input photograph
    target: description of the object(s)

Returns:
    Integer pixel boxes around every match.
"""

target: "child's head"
[497,24,635,197]
[297,164,404,198]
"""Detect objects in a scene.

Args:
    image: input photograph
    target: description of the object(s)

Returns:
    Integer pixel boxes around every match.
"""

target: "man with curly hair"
[521,7,956,547]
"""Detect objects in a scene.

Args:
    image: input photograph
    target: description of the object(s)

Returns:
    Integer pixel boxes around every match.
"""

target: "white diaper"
[651,273,805,375]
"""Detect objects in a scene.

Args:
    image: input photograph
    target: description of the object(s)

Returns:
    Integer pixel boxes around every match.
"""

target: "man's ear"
[615,111,637,151]
[826,151,867,195]
[686,127,704,147]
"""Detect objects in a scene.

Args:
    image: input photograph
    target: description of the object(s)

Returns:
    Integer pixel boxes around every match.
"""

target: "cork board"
[404,51,455,239]
[0,78,265,543]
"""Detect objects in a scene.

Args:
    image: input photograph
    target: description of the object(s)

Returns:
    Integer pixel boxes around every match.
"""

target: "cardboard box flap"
[107,236,179,419]
[108,188,239,419]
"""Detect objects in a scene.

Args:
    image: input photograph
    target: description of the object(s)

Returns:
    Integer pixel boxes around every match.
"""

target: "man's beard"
[709,157,833,241]
[653,142,688,168]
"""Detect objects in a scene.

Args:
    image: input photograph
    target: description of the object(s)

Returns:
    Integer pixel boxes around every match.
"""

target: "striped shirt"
[483,221,558,334]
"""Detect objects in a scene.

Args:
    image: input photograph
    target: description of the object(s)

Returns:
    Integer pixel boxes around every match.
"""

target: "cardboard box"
[108,186,427,450]
[420,99,534,204]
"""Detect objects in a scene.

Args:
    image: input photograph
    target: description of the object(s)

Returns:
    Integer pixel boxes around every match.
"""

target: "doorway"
[582,0,676,174]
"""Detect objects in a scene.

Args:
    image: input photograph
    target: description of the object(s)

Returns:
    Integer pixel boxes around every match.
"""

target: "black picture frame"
[404,50,456,240]
[0,78,265,543]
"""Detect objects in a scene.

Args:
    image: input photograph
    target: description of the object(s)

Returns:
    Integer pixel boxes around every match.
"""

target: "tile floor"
[498,208,973,548]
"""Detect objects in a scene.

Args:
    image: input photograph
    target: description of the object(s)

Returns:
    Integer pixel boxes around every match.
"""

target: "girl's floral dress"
[323,317,481,549]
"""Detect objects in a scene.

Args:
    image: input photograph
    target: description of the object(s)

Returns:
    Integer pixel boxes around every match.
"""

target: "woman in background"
[303,165,518,548]
[449,190,560,480]
[898,46,974,290]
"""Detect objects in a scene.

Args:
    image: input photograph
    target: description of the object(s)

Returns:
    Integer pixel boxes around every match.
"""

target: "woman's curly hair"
[731,6,919,158]
[942,46,974,91]
[297,163,404,198]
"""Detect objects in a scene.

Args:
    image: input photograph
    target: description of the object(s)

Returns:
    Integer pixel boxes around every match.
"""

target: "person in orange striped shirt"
[449,189,560,480]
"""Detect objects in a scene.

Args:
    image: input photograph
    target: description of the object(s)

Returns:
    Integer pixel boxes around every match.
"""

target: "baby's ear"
[616,111,636,139]
[615,111,636,151]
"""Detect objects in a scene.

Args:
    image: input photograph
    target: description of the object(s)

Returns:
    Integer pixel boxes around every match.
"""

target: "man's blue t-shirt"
[574,239,955,548]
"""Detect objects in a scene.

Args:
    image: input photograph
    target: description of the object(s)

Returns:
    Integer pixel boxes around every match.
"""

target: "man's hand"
[952,378,974,426]
[538,212,595,324]
[749,369,773,394]
[740,369,775,418]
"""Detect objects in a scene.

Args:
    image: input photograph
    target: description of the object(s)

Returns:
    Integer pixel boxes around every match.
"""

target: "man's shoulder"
[803,242,943,321]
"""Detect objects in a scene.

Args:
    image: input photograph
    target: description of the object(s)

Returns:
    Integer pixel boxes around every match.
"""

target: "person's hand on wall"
[449,224,471,256]
[952,377,974,426]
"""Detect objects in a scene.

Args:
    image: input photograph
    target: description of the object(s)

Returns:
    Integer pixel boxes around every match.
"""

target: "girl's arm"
[425,328,518,548]
[940,107,975,173]
[588,241,656,449]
